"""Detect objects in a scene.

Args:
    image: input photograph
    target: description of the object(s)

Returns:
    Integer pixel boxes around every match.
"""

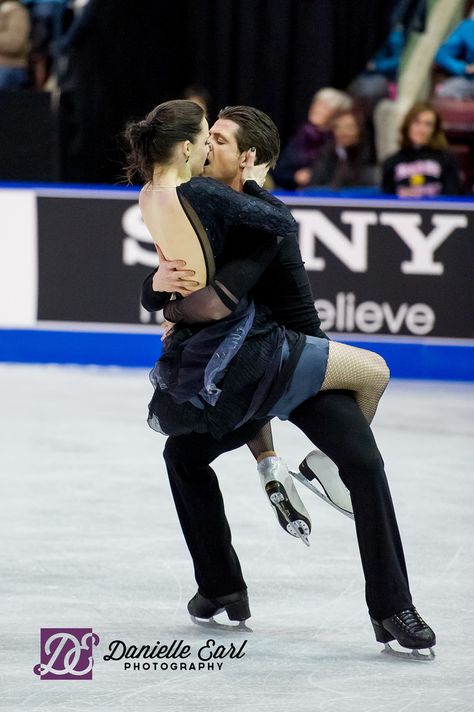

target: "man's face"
[203,118,245,184]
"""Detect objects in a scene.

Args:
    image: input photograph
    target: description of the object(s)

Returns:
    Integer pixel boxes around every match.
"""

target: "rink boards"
[0,184,472,380]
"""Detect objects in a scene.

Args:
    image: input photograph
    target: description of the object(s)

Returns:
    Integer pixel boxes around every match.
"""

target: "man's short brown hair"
[218,106,280,168]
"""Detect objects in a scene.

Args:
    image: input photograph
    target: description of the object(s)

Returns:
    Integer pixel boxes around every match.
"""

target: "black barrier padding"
[0,91,57,182]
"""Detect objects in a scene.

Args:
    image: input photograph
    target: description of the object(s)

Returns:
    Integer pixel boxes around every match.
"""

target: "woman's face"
[189,117,210,176]
[408,111,436,147]
[333,114,360,147]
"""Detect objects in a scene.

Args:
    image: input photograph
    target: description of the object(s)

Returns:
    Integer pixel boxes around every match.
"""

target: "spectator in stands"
[0,0,30,89]
[182,84,211,115]
[351,26,405,108]
[435,5,474,100]
[308,110,376,190]
[23,0,73,88]
[273,87,353,190]
[382,101,460,197]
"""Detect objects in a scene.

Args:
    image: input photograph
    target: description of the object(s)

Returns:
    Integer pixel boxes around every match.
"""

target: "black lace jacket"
[144,177,310,439]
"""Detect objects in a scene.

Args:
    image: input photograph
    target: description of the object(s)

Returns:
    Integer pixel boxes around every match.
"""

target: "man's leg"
[289,390,413,621]
[163,419,270,599]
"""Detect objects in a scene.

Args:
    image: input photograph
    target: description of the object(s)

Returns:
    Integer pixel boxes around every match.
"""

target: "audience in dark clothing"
[382,101,460,197]
[308,110,376,190]
[350,26,405,108]
[435,11,474,100]
[272,88,353,190]
[0,0,30,89]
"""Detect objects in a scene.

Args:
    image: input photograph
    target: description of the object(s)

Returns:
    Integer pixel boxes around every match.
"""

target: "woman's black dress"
[145,177,327,439]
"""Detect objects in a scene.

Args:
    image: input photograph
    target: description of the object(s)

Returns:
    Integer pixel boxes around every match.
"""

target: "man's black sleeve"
[141,269,172,312]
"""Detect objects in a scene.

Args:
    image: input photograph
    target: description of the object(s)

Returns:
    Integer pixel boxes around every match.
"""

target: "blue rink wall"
[1,328,472,381]
[0,184,473,381]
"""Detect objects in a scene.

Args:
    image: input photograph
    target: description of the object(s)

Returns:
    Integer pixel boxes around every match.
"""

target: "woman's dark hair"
[400,101,448,151]
[124,100,205,183]
[218,106,280,168]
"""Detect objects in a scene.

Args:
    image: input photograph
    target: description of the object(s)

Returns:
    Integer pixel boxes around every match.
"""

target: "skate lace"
[396,609,427,632]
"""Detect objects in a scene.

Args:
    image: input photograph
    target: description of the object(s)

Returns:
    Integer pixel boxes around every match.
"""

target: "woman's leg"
[246,421,312,542]
[246,421,276,463]
[321,342,390,424]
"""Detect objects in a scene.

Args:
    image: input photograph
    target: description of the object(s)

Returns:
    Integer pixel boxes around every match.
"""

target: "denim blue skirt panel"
[268,335,329,420]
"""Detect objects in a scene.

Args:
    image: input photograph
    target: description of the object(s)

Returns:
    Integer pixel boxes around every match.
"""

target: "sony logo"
[121,203,468,276]
[292,209,467,275]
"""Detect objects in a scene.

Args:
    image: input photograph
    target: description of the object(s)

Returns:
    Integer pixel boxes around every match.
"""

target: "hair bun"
[124,99,204,183]
[138,120,155,138]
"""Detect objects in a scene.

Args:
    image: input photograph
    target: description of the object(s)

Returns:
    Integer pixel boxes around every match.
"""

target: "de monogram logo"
[33,628,100,680]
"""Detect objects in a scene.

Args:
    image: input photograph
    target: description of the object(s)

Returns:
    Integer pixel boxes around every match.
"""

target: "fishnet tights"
[321,341,390,424]
[246,420,275,461]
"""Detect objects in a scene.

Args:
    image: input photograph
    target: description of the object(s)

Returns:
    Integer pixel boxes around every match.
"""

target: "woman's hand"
[152,244,199,296]
[242,148,270,187]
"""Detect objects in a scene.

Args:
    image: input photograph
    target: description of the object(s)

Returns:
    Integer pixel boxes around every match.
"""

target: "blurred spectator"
[273,87,353,190]
[23,0,73,88]
[382,101,460,197]
[351,26,405,108]
[308,110,376,190]
[0,0,30,89]
[435,7,474,101]
[182,83,211,115]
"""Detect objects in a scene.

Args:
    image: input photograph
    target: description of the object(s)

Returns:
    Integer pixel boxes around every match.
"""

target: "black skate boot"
[371,607,436,661]
[188,590,252,632]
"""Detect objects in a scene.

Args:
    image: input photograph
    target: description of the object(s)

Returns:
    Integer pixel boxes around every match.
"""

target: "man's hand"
[161,319,176,341]
[152,244,199,296]
[242,148,270,187]
[465,64,474,75]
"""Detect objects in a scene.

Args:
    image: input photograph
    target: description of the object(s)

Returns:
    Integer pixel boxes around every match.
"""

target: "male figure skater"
[141,106,435,659]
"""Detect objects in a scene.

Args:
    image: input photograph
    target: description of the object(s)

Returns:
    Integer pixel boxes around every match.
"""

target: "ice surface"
[1,364,473,711]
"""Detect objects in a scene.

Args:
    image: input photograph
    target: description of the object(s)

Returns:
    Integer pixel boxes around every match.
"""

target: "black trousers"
[163,390,413,621]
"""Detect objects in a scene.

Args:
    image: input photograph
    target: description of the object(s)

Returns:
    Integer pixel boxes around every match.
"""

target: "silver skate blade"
[270,493,310,546]
[288,521,311,547]
[381,642,435,662]
[290,469,355,521]
[190,615,253,633]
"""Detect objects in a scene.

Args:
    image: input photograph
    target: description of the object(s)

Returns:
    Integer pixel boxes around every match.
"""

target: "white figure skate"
[290,450,354,520]
[258,456,311,546]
